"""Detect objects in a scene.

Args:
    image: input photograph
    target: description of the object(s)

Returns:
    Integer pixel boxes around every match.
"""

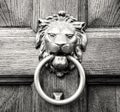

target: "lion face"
[44,21,77,55]
[36,11,87,76]
[36,11,87,73]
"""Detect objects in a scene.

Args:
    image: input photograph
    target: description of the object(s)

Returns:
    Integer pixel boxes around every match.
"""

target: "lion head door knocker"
[34,11,88,105]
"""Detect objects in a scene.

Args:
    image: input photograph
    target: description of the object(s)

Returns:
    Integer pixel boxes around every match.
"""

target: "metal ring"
[34,55,85,105]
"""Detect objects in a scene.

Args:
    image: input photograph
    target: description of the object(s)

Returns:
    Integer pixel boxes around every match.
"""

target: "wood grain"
[0,86,32,112]
[1,28,120,112]
[88,0,120,27]
[0,28,120,76]
[78,0,87,23]
[84,28,120,75]
[88,85,117,112]
[116,86,120,112]
[0,28,38,76]
[0,0,32,27]
[32,69,87,112]
[32,0,79,31]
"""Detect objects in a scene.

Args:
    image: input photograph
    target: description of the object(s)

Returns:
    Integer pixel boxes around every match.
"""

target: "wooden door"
[0,0,120,112]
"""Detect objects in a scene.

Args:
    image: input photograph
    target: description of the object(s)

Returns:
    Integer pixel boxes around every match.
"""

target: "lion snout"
[61,44,74,54]
[45,39,75,54]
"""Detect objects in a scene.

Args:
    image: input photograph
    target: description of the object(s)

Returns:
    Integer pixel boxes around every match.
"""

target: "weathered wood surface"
[0,86,32,112]
[83,28,120,75]
[88,85,120,112]
[2,84,120,112]
[78,0,87,23]
[0,0,32,27]
[0,28,38,76]
[1,0,120,112]
[32,0,86,31]
[0,84,86,112]
[88,0,120,27]
[0,28,120,76]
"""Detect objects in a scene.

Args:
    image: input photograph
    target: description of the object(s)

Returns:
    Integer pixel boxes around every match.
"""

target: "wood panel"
[88,85,120,112]
[32,0,85,31]
[0,28,38,76]
[32,82,87,112]
[0,85,32,112]
[88,0,120,27]
[0,28,120,76]
[83,28,120,75]
[0,0,32,27]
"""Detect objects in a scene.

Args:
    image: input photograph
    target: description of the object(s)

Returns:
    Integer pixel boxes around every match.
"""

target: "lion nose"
[55,35,67,45]
[56,44,65,48]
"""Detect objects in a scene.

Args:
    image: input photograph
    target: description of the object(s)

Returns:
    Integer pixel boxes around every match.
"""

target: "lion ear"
[73,22,86,30]
[38,19,50,26]
[37,19,48,27]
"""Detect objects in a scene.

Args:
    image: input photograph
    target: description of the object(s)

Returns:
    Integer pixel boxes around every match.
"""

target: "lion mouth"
[52,56,68,70]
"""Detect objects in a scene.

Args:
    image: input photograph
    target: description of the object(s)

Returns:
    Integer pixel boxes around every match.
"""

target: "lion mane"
[36,11,87,62]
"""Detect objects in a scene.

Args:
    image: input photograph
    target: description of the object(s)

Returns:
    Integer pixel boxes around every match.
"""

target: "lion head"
[36,11,87,76]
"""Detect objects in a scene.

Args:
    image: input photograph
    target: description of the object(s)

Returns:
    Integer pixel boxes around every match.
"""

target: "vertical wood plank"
[32,0,79,31]
[88,85,117,112]
[88,0,120,27]
[116,86,120,112]
[0,86,32,112]
[0,0,32,27]
[78,0,88,23]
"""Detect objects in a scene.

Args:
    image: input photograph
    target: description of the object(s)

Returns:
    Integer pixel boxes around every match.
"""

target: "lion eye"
[66,34,74,39]
[48,33,56,37]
